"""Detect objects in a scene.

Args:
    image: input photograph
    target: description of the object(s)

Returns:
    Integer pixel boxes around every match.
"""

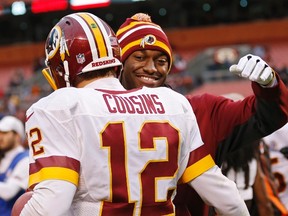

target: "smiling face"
[121,50,170,90]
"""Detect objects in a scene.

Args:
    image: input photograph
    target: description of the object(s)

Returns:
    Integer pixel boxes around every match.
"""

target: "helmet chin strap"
[42,68,57,90]
[63,60,71,87]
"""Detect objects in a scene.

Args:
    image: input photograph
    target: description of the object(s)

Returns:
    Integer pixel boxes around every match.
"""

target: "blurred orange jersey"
[264,123,288,211]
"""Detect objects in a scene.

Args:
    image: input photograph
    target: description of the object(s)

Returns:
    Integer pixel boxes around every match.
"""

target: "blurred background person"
[220,93,258,214]
[222,141,258,214]
[0,115,29,216]
[262,123,288,213]
[220,93,287,216]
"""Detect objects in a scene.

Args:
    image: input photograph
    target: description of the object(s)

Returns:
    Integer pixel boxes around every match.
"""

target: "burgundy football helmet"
[42,12,122,90]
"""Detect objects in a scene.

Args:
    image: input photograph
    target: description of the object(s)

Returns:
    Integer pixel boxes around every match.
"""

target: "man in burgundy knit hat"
[116,13,288,215]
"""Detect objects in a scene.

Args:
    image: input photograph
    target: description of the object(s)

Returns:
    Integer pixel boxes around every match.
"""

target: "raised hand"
[229,54,275,86]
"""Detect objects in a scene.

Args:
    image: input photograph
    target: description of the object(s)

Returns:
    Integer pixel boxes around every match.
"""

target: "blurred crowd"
[0,58,52,123]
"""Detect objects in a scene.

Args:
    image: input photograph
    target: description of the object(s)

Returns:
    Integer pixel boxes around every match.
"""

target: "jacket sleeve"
[215,73,288,165]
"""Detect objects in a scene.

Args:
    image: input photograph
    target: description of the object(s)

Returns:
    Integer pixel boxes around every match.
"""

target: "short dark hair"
[74,67,118,86]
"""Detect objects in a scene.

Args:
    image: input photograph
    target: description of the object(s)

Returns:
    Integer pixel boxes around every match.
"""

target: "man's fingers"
[249,60,265,81]
[229,64,241,75]
[236,55,250,71]
[260,66,273,84]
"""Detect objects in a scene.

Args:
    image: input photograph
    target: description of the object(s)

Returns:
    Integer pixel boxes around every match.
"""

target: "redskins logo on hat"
[140,34,156,48]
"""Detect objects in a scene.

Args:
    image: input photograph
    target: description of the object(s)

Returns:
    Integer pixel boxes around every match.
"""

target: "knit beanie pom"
[131,13,152,22]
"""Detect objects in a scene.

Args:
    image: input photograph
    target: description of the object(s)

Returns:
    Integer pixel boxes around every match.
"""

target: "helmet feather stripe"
[89,14,113,58]
[68,13,99,61]
[78,13,108,58]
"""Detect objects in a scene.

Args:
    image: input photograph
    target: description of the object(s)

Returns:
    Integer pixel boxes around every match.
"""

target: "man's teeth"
[141,76,155,81]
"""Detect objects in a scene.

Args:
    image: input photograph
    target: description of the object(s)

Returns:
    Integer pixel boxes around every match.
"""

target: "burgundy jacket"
[174,73,288,216]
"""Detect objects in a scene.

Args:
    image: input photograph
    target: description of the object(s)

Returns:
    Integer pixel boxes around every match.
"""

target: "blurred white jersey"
[24,78,212,216]
[224,158,257,201]
[263,123,288,209]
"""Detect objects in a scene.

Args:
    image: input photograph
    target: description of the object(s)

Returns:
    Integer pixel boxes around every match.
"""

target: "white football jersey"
[263,123,288,209]
[24,79,212,216]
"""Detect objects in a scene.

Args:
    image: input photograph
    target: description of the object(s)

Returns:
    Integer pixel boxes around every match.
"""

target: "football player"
[116,13,288,215]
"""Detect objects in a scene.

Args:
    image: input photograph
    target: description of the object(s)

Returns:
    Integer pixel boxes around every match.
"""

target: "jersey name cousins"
[103,93,165,114]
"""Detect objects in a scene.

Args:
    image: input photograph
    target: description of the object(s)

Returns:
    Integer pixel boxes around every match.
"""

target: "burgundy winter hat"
[116,13,173,71]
